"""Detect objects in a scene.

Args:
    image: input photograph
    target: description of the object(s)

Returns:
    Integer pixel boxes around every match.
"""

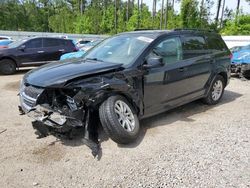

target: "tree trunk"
[160,0,164,29]
[115,0,118,33]
[235,0,240,24]
[220,0,225,28]
[164,0,168,29]
[199,0,204,28]
[215,0,222,29]
[137,0,140,28]
[140,0,143,26]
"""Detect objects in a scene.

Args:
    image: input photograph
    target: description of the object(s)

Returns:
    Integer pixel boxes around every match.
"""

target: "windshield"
[8,39,27,48]
[83,34,155,66]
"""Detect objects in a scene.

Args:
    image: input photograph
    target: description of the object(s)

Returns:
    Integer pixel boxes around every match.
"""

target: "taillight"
[229,53,233,59]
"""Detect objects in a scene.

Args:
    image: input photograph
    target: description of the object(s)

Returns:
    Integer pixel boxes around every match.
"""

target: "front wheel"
[99,95,140,144]
[0,59,16,75]
[202,75,225,105]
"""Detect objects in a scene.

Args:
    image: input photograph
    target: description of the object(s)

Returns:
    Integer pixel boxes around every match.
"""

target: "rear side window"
[181,36,207,59]
[25,39,42,49]
[43,38,62,47]
[206,36,227,52]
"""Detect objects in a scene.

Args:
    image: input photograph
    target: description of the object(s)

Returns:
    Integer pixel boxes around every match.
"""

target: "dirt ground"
[0,70,249,188]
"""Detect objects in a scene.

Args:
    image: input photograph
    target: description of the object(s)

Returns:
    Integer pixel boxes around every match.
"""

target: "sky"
[142,0,250,19]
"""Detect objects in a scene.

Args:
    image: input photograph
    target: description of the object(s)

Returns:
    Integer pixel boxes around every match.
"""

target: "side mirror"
[19,45,25,51]
[143,57,164,69]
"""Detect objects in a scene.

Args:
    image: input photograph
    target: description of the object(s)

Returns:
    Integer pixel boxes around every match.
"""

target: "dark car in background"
[19,29,231,145]
[0,37,77,75]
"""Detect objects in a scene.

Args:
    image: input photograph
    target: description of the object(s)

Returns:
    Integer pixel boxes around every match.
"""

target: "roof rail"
[173,28,216,33]
[134,28,156,31]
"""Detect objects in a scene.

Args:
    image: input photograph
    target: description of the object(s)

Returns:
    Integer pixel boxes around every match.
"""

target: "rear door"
[179,34,213,96]
[17,38,44,65]
[42,38,66,61]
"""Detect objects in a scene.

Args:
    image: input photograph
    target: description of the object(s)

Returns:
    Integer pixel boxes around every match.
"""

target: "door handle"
[37,51,44,53]
[59,49,65,52]
[179,67,187,72]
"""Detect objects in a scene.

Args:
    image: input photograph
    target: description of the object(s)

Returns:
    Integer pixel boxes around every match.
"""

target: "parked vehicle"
[19,29,231,145]
[76,39,91,48]
[230,46,243,53]
[60,39,103,60]
[0,40,13,49]
[81,39,103,52]
[60,49,86,60]
[231,44,250,78]
[0,37,77,75]
[0,36,12,40]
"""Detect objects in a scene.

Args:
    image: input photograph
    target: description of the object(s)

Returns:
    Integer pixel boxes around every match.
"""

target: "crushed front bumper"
[19,104,83,128]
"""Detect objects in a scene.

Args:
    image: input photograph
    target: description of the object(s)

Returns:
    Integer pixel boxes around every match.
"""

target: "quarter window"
[150,37,183,65]
[182,36,207,59]
[206,36,227,52]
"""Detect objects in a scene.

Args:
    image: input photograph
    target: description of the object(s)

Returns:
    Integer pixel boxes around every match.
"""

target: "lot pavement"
[0,70,249,188]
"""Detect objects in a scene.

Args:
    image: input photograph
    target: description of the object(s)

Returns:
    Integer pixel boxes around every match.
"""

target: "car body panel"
[24,59,123,87]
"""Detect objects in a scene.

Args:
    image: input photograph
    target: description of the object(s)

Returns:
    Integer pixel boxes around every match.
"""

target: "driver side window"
[150,37,183,65]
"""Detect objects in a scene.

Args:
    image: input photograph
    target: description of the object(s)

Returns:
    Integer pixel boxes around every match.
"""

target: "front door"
[17,38,44,65]
[143,36,190,116]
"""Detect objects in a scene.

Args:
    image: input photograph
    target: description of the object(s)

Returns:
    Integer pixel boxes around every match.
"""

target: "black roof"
[120,29,219,37]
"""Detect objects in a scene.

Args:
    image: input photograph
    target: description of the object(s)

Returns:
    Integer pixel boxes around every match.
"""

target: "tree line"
[0,0,249,35]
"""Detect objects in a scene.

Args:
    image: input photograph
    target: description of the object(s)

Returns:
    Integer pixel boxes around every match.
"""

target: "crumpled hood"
[24,59,123,87]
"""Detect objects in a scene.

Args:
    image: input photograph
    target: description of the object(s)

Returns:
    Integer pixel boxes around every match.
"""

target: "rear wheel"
[202,75,225,105]
[0,59,16,75]
[99,95,140,144]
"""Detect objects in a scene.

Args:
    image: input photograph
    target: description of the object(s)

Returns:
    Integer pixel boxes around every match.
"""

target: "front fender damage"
[19,72,142,157]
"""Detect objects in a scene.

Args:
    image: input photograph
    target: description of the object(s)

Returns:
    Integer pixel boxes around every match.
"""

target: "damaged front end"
[19,82,98,143]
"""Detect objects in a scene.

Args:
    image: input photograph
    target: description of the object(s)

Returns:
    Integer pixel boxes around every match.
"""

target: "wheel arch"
[0,56,18,67]
[90,90,141,116]
[218,71,228,86]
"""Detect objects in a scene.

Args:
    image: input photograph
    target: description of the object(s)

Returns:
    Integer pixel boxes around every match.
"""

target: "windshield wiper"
[85,58,104,62]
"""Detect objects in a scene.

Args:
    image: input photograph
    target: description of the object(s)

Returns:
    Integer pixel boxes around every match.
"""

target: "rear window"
[206,36,227,52]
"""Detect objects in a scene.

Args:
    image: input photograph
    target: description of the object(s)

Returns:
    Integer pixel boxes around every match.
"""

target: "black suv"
[0,37,77,74]
[19,29,231,145]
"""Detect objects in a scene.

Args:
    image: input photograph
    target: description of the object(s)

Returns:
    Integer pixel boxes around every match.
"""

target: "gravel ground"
[0,71,249,188]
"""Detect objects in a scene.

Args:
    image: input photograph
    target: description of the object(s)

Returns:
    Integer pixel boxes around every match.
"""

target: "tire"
[0,59,16,75]
[99,95,140,144]
[242,70,250,79]
[202,75,225,105]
